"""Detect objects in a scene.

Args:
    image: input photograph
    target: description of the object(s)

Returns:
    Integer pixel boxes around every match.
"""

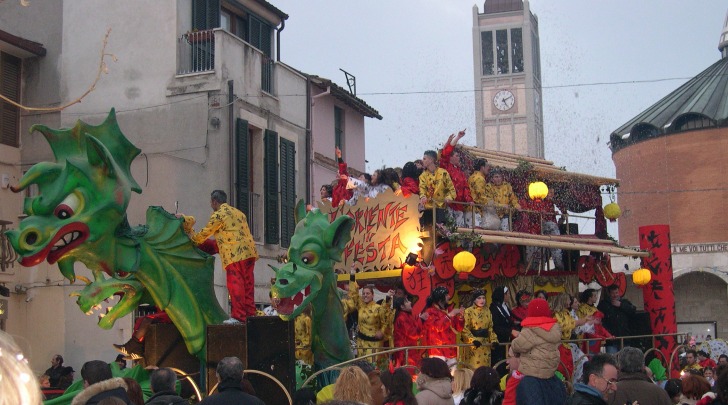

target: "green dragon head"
[272,202,354,321]
[6,109,144,328]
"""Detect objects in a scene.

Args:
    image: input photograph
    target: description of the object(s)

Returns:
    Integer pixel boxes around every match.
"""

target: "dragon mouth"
[277,286,311,315]
[19,222,89,266]
[73,273,143,329]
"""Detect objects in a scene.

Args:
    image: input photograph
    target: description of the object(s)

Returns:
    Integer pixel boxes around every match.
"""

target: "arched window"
[672,113,716,132]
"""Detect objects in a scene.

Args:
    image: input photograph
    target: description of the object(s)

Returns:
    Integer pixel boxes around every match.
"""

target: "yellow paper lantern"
[632,268,651,286]
[528,181,548,201]
[604,202,622,222]
[453,251,476,276]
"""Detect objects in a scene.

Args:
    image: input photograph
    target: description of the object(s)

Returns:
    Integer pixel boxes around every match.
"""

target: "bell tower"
[472,0,544,158]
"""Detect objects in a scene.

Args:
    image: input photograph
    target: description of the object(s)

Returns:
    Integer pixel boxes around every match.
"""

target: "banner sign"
[320,190,422,273]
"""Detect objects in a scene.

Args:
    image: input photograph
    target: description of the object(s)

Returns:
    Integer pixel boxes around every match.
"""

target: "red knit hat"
[527,298,551,318]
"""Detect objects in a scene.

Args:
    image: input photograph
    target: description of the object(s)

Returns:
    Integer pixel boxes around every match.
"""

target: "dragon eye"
[54,193,81,220]
[300,251,318,266]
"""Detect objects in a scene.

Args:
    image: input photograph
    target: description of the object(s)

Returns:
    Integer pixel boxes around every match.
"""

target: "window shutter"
[279,138,296,248]
[192,0,220,30]
[249,16,262,50]
[0,52,20,147]
[264,129,279,245]
[259,22,272,57]
[235,119,250,219]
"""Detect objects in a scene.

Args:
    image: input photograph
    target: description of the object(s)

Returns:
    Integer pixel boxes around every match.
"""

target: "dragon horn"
[11,162,62,193]
[267,264,279,274]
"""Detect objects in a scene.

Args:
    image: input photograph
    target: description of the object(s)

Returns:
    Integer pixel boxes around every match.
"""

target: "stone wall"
[674,271,728,338]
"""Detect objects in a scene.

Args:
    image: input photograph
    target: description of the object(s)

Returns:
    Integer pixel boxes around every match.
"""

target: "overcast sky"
[275,0,726,181]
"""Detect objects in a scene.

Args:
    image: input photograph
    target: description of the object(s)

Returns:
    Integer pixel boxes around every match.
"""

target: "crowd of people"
[321,132,567,270]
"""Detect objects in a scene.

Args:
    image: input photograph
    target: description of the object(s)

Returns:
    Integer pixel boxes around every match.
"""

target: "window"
[0,52,20,147]
[481,31,494,75]
[235,119,252,219]
[496,29,509,75]
[264,130,279,245]
[263,130,297,247]
[532,30,541,81]
[279,138,296,248]
[482,28,523,76]
[673,114,716,132]
[511,28,523,73]
[334,106,344,150]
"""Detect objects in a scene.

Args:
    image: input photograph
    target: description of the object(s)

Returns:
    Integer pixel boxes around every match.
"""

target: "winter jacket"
[198,380,265,405]
[607,372,672,405]
[145,390,187,405]
[71,378,131,405]
[567,383,608,405]
[515,375,568,405]
[459,388,504,405]
[510,320,561,379]
[597,298,636,347]
[415,374,455,405]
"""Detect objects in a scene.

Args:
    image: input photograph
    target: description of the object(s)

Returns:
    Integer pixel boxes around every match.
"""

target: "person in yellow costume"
[462,289,499,369]
[181,190,258,324]
[468,158,502,230]
[295,308,314,365]
[552,293,592,381]
[488,169,520,231]
[342,268,394,362]
[419,149,456,227]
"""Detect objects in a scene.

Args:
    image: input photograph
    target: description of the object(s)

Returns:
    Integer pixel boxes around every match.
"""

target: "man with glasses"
[567,353,618,405]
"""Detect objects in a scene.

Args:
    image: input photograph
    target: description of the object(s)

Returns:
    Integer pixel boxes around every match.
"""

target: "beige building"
[472,0,544,158]
[0,0,379,375]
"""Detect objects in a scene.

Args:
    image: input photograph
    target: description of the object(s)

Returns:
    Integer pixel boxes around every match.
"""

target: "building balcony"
[174,28,274,95]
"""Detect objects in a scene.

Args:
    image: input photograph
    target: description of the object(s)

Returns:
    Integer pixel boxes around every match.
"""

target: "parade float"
[4,111,683,404]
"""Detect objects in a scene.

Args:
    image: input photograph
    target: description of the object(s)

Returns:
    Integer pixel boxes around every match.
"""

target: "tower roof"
[609,57,728,153]
[483,0,523,14]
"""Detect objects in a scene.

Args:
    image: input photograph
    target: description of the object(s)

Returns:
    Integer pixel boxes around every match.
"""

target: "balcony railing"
[177,30,215,74]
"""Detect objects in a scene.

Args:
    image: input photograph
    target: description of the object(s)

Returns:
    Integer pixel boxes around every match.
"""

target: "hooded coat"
[70,377,131,405]
[510,319,562,379]
[415,374,455,405]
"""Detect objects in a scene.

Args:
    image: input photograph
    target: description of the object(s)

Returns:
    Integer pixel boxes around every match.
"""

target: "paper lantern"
[453,251,476,280]
[528,181,548,201]
[632,268,651,286]
[604,202,622,222]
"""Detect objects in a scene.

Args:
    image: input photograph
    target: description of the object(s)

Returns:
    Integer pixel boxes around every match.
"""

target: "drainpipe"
[309,84,331,203]
[276,19,285,61]
[228,80,235,205]
[305,76,311,204]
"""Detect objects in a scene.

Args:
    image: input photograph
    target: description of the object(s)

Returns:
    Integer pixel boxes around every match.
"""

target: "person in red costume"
[511,290,532,332]
[421,286,464,367]
[399,162,420,198]
[392,296,424,369]
[331,146,354,207]
[440,130,474,227]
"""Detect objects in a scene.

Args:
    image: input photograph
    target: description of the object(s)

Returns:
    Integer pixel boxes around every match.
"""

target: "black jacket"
[198,380,265,405]
[70,378,131,405]
[567,384,607,405]
[460,388,504,405]
[597,298,636,343]
[145,390,187,405]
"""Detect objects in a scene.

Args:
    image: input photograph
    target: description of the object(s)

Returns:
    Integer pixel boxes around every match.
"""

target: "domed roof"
[609,57,728,153]
[610,12,728,153]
